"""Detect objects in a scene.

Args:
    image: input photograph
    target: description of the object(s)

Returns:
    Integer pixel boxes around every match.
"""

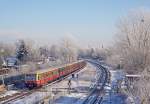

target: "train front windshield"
[25,74,36,81]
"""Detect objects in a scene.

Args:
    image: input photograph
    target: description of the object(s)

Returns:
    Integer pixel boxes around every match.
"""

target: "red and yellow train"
[25,60,86,88]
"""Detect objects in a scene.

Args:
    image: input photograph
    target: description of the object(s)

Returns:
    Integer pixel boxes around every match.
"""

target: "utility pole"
[0,49,6,86]
[0,75,4,85]
[68,79,71,94]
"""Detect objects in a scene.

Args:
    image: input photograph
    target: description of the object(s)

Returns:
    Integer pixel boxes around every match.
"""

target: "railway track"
[82,60,110,104]
[0,91,32,104]
[0,65,86,104]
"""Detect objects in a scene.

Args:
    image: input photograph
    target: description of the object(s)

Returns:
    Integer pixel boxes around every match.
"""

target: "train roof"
[29,60,84,74]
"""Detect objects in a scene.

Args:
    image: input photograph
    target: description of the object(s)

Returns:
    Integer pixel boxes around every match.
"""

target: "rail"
[1,62,87,104]
[82,60,110,104]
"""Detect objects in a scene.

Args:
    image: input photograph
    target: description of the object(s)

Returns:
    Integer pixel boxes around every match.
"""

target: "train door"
[53,70,57,80]
[61,67,65,76]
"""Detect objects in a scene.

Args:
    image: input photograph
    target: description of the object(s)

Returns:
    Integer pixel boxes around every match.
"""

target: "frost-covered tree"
[16,40,28,62]
[0,42,15,67]
[59,37,78,63]
[108,9,150,73]
[106,9,150,104]
[49,44,58,59]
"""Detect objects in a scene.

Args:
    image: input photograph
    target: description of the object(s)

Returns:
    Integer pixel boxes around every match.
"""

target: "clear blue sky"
[0,0,150,46]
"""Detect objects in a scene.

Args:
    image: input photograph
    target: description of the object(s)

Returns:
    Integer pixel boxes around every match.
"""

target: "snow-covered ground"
[101,69,127,104]
[9,63,97,104]
[0,90,19,98]
[50,61,127,104]
[52,63,97,104]
[5,61,128,104]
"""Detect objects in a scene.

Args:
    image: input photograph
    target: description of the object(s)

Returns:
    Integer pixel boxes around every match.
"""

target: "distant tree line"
[0,37,79,69]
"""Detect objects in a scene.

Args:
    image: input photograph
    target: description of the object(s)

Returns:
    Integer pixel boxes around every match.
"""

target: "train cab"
[25,73,37,89]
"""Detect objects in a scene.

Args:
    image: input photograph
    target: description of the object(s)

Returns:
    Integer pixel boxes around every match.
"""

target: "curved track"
[1,60,110,104]
[1,64,86,104]
[82,60,110,104]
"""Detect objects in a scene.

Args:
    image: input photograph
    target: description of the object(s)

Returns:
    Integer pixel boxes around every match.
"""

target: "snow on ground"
[0,90,19,98]
[3,62,128,104]
[110,70,125,81]
[53,63,97,104]
[102,93,127,104]
[11,91,50,104]
[101,68,127,104]
[10,63,97,104]
[52,63,127,104]
[54,93,86,104]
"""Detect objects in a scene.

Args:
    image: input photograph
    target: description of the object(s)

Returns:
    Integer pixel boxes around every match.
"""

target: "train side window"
[41,73,44,79]
[45,73,47,78]
[43,73,45,78]
[55,70,57,75]
[55,70,56,74]
[51,72,53,76]
[54,71,56,75]
[47,72,49,77]
[39,74,41,80]
[40,75,41,80]
[50,72,52,77]
[53,71,56,75]
[55,70,57,74]
[38,75,40,80]
[44,73,46,78]
[48,72,49,77]
[42,73,44,78]
[58,69,61,74]
[49,72,51,77]
[45,72,48,77]
[49,72,52,77]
